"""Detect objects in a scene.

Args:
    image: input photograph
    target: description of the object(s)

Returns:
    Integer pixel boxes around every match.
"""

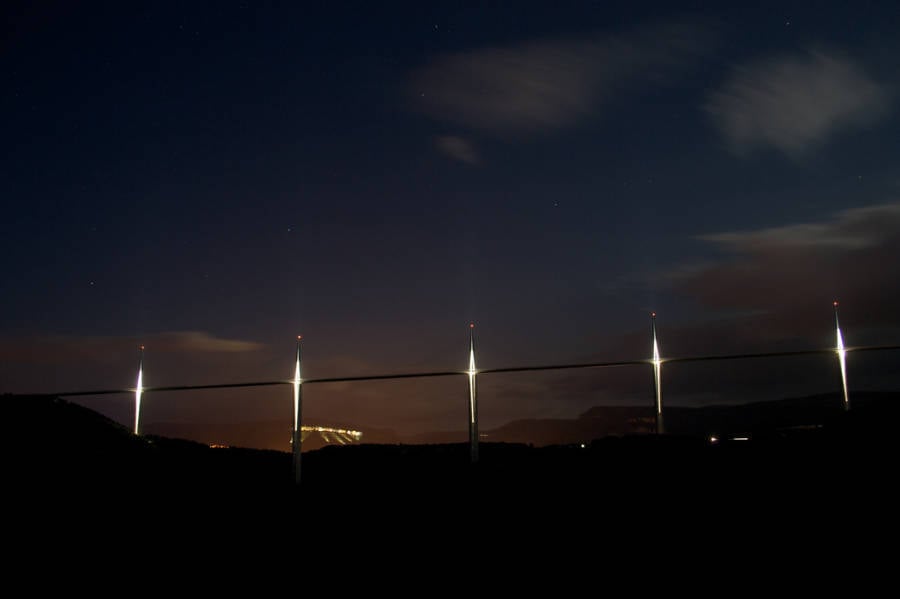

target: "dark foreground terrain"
[3,393,898,541]
[0,395,900,502]
[4,392,899,581]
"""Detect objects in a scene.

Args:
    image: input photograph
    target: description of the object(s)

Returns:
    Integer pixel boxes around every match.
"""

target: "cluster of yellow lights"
[301,425,363,439]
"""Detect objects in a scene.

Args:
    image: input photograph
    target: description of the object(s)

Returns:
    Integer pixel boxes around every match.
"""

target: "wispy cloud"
[669,201,900,345]
[434,135,480,165]
[707,50,890,158]
[699,203,900,252]
[151,331,265,353]
[0,331,268,394]
[412,21,713,137]
[0,331,265,364]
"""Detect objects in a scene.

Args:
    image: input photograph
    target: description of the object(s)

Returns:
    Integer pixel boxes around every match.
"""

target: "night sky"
[4,1,900,448]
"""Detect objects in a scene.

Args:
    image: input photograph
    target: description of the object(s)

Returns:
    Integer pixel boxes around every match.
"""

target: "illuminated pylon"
[467,323,479,463]
[833,301,849,411]
[134,345,144,435]
[292,335,303,484]
[650,313,664,434]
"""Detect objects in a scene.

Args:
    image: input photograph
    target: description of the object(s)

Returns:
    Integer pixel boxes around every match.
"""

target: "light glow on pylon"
[834,302,849,410]
[651,315,662,417]
[468,324,477,425]
[293,336,302,432]
[134,345,144,435]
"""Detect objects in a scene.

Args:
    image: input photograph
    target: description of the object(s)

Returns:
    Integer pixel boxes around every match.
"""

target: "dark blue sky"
[4,1,900,444]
